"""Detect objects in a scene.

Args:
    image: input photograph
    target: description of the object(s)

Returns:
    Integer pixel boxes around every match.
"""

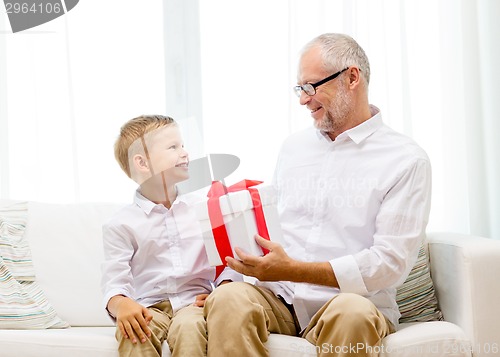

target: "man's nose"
[299,91,311,106]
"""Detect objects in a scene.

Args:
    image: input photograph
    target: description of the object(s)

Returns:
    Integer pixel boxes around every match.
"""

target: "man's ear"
[348,67,362,88]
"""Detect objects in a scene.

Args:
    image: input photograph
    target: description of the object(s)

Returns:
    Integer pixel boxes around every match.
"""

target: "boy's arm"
[101,222,136,312]
[107,295,153,344]
[101,221,152,343]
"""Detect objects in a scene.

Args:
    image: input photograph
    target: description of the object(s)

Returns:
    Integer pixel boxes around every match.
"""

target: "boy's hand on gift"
[113,296,153,344]
[226,234,294,281]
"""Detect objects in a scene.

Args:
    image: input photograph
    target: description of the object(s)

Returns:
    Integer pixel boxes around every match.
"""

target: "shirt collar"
[319,104,383,144]
[133,188,189,215]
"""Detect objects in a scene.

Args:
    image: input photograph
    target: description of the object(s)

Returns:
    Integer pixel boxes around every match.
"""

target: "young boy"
[101,115,241,357]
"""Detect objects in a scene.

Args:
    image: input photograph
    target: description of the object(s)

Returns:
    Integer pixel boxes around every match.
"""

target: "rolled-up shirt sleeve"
[330,158,431,294]
[101,223,135,310]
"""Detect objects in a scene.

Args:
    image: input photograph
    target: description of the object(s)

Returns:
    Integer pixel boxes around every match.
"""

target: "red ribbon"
[207,179,271,279]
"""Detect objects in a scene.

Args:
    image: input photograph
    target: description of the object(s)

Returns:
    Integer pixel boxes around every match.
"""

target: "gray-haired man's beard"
[314,91,352,133]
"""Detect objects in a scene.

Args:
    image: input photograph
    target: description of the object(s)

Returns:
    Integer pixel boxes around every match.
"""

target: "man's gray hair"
[301,33,371,85]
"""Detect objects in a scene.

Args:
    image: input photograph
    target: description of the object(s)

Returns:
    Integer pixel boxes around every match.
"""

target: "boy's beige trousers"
[115,300,207,357]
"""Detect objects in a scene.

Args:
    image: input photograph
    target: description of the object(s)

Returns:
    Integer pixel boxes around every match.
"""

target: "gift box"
[195,180,284,274]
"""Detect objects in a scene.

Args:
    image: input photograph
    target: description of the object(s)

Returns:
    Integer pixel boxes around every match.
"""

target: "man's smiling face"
[297,46,353,134]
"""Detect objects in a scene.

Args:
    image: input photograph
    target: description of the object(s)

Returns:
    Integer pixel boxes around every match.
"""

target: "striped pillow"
[396,244,444,323]
[0,201,68,329]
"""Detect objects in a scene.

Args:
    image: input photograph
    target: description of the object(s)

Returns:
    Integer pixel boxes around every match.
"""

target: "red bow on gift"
[207,179,271,279]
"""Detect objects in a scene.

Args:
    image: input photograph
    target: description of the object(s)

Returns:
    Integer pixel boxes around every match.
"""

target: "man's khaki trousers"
[204,282,394,357]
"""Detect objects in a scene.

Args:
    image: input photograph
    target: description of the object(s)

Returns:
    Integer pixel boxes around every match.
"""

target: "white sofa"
[1,200,499,357]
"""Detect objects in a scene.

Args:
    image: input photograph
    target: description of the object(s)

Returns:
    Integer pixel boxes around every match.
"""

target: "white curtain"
[198,0,500,239]
[1,0,499,239]
[0,0,167,203]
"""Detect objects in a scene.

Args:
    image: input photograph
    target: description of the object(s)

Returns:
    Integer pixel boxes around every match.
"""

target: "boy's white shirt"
[101,189,242,314]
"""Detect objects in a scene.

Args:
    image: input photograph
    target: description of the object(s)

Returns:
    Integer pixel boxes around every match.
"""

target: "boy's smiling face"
[142,124,189,184]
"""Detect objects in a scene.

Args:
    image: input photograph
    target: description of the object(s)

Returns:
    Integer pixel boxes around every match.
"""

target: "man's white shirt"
[258,105,432,329]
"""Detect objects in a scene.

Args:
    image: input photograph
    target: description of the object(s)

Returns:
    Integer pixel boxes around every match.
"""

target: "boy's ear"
[132,154,149,172]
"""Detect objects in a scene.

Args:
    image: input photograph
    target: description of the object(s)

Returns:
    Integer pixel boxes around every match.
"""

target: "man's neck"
[326,104,373,141]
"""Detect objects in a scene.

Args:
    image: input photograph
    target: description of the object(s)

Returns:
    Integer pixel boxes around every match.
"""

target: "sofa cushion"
[0,201,68,329]
[0,327,121,357]
[0,322,471,357]
[381,321,471,356]
[397,245,443,323]
[25,201,125,327]
[0,201,34,280]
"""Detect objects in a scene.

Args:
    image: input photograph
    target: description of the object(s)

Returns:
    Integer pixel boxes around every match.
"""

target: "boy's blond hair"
[114,115,176,179]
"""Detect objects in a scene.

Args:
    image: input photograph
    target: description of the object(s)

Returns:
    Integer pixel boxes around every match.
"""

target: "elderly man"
[204,33,432,357]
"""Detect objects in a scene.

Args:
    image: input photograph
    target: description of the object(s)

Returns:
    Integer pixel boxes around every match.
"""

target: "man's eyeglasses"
[293,67,349,98]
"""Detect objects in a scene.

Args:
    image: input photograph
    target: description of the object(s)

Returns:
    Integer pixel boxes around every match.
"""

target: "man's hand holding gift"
[226,234,294,282]
[227,234,339,288]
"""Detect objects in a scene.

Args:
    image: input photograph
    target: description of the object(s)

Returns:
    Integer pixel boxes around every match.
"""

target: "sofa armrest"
[427,232,500,357]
